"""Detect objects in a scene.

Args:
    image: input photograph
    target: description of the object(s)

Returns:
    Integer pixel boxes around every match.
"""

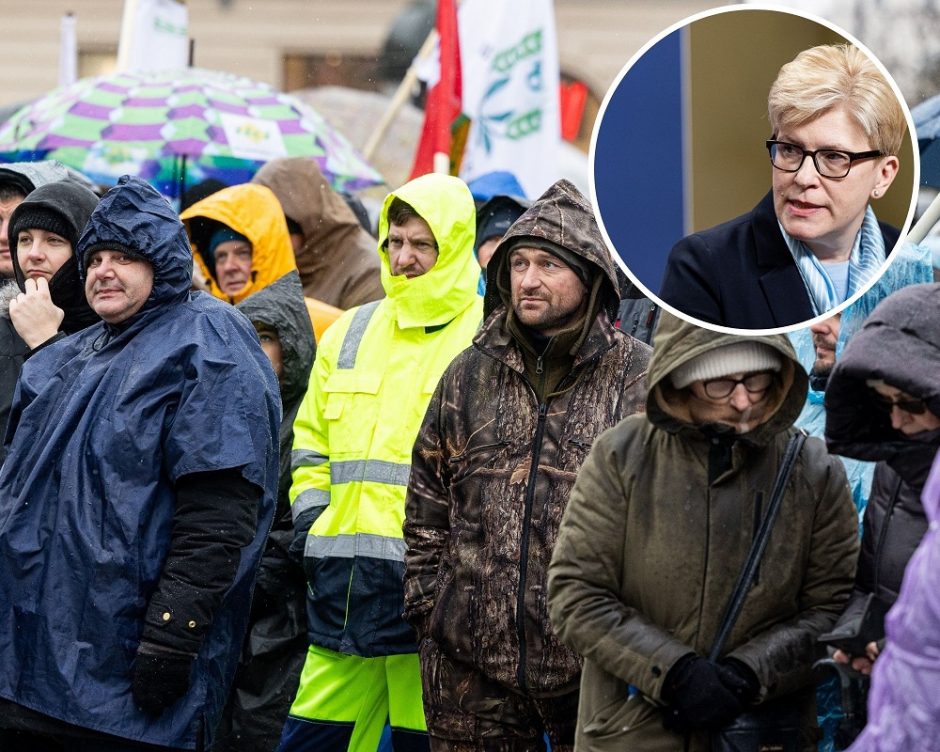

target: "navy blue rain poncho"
[0,176,281,750]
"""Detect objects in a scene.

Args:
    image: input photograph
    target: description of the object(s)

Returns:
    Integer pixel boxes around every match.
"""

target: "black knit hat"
[9,205,76,252]
[81,241,148,271]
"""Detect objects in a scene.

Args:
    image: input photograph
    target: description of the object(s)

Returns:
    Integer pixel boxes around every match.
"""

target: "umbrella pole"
[178,154,188,205]
[908,190,940,245]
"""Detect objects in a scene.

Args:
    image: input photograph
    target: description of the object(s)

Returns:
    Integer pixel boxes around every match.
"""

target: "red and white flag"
[409,0,462,178]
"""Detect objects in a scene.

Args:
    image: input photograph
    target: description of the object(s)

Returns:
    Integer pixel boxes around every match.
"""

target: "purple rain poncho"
[848,449,940,751]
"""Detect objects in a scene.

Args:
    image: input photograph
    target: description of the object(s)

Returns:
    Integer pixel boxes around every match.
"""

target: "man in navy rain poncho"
[0,176,281,751]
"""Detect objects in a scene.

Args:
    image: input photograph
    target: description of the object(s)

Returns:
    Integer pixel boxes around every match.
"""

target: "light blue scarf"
[779,205,886,316]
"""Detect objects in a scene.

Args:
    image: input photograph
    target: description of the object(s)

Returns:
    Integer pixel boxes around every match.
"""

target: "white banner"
[117,0,189,73]
[458,0,561,198]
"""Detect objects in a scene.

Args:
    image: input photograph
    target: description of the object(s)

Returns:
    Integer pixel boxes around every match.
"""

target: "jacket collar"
[474,304,619,374]
[750,191,815,327]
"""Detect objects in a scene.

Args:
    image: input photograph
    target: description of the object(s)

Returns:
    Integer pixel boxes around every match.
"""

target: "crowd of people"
[0,40,936,752]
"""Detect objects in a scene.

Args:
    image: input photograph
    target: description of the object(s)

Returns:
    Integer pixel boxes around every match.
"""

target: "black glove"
[662,655,744,733]
[715,658,760,706]
[132,641,197,715]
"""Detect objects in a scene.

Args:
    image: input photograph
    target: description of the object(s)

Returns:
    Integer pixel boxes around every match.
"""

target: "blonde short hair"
[768,44,906,156]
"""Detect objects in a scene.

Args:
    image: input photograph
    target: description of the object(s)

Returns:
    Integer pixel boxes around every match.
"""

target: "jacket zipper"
[516,400,548,690]
[512,340,608,690]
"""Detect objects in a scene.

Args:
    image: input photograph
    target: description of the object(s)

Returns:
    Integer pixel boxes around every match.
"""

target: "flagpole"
[59,12,78,87]
[116,0,140,73]
[362,29,438,163]
[908,191,940,245]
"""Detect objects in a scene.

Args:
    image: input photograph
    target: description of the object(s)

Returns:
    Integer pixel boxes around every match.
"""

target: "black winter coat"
[825,283,940,643]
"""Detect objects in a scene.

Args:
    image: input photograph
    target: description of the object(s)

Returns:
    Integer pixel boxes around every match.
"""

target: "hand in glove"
[661,655,744,733]
[715,658,760,706]
[132,641,197,715]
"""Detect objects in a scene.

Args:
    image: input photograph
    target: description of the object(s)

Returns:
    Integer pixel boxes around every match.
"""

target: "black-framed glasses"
[766,139,883,179]
[874,394,928,415]
[701,371,775,400]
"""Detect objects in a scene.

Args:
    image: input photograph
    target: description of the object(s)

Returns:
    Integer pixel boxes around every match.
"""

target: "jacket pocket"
[583,692,659,740]
[447,440,509,485]
[427,567,476,661]
[580,663,660,740]
[322,371,381,456]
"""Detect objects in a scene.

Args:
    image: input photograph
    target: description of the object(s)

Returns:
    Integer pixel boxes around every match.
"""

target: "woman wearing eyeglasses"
[820,284,939,710]
[660,44,905,329]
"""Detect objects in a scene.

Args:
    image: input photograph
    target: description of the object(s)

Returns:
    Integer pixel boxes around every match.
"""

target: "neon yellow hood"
[377,173,481,329]
[181,183,297,304]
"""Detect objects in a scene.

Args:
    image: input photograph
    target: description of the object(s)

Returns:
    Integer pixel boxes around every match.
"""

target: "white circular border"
[589,2,921,337]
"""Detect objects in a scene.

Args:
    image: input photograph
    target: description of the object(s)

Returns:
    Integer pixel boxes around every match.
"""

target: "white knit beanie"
[670,341,782,390]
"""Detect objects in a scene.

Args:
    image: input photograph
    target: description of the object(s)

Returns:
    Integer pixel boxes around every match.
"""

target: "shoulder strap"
[708,430,807,661]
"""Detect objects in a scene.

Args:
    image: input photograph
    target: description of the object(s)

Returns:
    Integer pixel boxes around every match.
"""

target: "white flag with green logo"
[458,0,560,198]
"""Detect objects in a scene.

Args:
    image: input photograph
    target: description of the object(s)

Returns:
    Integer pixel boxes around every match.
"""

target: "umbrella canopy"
[0,68,383,198]
[912,93,940,189]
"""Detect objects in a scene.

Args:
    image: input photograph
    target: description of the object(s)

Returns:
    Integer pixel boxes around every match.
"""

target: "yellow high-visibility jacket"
[289,173,483,656]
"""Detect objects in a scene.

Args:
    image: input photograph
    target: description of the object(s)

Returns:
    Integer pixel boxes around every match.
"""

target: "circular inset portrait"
[591,5,918,334]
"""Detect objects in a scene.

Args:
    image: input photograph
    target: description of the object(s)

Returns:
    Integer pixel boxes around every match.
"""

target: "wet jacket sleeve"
[725,445,859,700]
[288,341,333,558]
[402,376,452,636]
[548,431,693,701]
[142,468,262,653]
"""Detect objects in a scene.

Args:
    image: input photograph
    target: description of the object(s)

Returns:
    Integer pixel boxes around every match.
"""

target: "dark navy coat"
[659,191,900,329]
[0,177,280,749]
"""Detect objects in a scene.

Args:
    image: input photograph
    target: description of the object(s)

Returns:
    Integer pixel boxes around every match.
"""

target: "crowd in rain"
[0,42,938,752]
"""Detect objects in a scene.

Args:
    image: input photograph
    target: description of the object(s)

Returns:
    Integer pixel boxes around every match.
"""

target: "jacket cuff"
[142,579,214,652]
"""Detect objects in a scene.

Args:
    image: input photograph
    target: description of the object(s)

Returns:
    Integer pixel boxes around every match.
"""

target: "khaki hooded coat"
[547,314,859,751]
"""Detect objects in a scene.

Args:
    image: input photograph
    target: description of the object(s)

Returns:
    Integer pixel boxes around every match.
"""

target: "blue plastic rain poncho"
[847,451,940,751]
[0,176,280,749]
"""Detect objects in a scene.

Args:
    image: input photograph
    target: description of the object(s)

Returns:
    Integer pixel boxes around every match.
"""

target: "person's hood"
[483,179,621,321]
[0,160,97,195]
[474,194,532,252]
[77,175,193,320]
[647,311,807,444]
[236,269,316,505]
[467,170,527,202]
[9,181,100,333]
[825,283,940,470]
[235,270,315,415]
[180,182,296,304]
[376,173,480,328]
[252,156,370,254]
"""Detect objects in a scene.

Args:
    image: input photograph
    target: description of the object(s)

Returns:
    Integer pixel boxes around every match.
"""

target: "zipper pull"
[536,354,544,375]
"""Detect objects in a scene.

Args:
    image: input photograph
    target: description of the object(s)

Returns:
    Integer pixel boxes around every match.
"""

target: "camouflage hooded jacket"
[403,180,651,695]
